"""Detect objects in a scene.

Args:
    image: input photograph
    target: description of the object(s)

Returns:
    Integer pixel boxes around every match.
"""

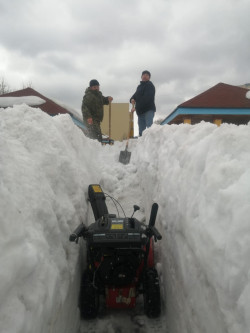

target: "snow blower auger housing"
[69,184,162,319]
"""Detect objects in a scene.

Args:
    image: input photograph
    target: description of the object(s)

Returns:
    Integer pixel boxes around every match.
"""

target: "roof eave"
[161,107,250,125]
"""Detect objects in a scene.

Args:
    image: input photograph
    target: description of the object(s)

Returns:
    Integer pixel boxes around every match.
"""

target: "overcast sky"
[0,0,249,119]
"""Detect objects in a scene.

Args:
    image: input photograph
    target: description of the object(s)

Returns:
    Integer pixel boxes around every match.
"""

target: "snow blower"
[69,184,162,319]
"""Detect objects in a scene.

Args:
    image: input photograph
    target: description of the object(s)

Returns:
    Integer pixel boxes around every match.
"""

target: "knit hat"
[89,79,100,87]
[142,70,151,78]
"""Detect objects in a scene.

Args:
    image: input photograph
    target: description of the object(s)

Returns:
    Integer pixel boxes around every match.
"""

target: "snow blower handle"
[148,203,162,241]
[151,226,162,241]
[69,223,88,243]
[149,203,158,227]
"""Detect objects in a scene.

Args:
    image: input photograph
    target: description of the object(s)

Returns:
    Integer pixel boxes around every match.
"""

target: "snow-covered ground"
[1,104,250,333]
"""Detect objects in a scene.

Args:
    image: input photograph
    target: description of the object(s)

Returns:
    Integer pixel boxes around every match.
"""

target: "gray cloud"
[0,0,250,119]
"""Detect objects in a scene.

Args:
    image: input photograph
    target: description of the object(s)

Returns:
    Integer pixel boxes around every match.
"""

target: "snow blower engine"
[69,184,162,319]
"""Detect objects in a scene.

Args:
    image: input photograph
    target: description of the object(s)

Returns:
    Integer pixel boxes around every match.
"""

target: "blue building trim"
[161,107,250,125]
[70,116,86,130]
[50,113,86,130]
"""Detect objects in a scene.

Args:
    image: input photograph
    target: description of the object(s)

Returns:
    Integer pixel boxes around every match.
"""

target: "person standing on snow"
[130,70,156,136]
[81,79,113,142]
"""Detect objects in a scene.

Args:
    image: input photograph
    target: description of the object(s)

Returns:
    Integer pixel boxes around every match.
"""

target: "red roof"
[180,83,250,109]
[1,87,68,115]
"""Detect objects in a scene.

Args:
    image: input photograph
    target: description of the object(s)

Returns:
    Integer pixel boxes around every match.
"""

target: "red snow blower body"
[69,184,162,319]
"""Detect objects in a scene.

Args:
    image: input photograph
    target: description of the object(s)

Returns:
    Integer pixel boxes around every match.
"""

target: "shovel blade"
[119,149,131,165]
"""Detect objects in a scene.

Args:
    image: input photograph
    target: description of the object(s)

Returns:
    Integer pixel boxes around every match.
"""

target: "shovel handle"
[109,102,111,139]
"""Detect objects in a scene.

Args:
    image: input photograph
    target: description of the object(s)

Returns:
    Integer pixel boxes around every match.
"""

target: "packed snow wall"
[134,122,250,333]
[1,104,250,333]
[0,106,105,333]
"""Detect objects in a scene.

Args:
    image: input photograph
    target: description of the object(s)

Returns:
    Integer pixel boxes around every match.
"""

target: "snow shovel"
[119,138,131,165]
[119,110,134,164]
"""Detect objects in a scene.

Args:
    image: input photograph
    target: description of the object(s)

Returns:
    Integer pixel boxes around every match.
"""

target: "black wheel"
[143,268,161,318]
[79,269,99,319]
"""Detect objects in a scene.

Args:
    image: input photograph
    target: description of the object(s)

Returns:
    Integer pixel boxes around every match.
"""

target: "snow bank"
[1,104,250,333]
[134,123,250,333]
[0,105,105,333]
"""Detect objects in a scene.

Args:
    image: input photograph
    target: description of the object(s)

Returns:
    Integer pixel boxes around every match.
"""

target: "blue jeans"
[138,110,155,136]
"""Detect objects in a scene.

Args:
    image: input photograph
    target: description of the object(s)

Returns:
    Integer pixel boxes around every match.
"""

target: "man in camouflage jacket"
[81,79,113,141]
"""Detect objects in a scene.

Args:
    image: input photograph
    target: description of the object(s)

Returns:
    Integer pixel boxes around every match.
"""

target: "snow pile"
[134,122,250,333]
[0,96,45,107]
[1,104,250,333]
[0,105,108,333]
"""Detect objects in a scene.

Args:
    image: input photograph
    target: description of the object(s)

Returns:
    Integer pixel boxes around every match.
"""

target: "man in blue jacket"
[130,70,156,136]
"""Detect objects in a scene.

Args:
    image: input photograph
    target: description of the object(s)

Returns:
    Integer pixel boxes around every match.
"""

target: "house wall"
[101,103,131,141]
[162,107,250,126]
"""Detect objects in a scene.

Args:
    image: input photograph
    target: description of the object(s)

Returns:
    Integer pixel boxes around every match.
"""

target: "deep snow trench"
[1,106,250,333]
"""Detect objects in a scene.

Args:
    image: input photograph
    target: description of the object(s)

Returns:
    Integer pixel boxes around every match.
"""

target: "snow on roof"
[51,98,82,121]
[0,88,69,116]
[0,96,46,108]
[0,87,83,123]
